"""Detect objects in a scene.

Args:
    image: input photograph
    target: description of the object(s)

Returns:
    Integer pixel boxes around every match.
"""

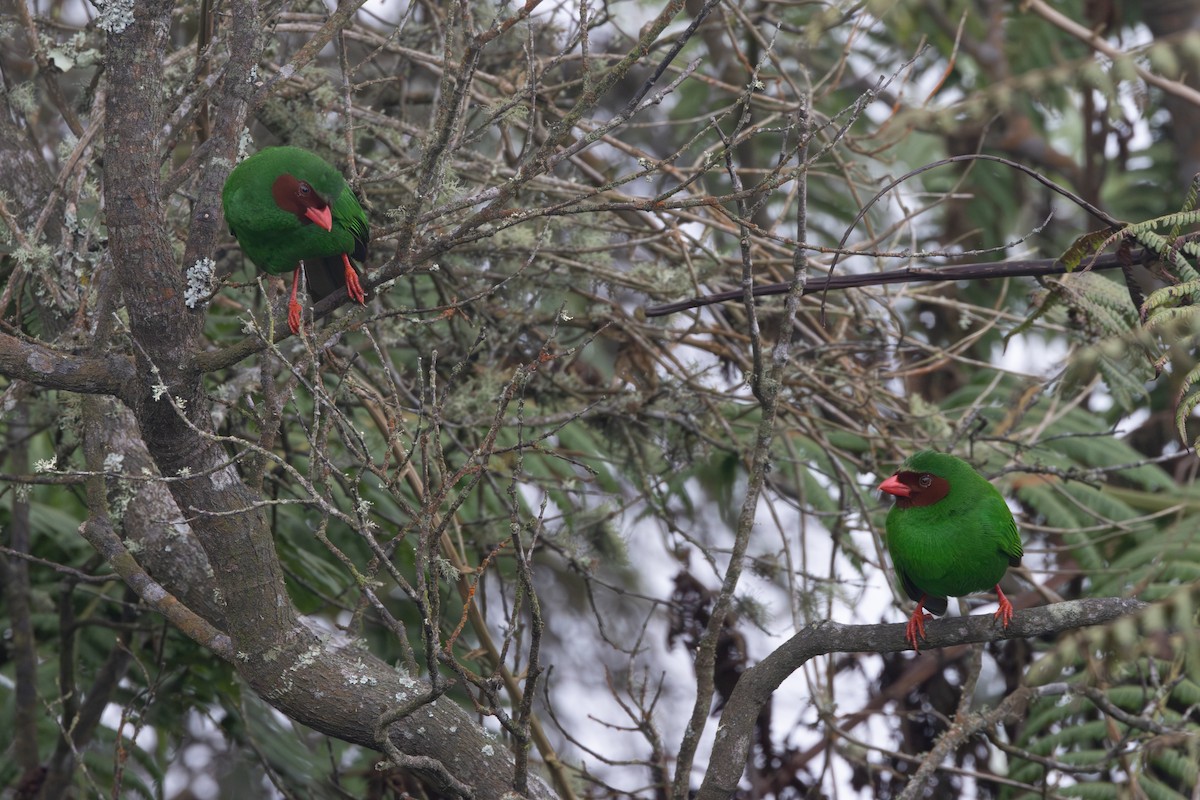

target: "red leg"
[342,254,366,305]
[905,596,933,652]
[994,585,1015,629]
[287,267,303,334]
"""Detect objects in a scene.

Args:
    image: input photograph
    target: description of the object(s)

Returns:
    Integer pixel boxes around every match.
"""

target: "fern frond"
[1061,229,1116,271]
[1004,287,1061,347]
[1057,784,1122,799]
[1176,380,1200,444]
[1143,280,1200,315]
[1144,304,1200,331]
[1014,480,1108,571]
[1177,173,1200,219]
[1094,353,1152,410]
[1049,273,1138,337]
[1135,774,1190,800]
[1133,230,1200,282]
[1175,360,1200,411]
[1133,209,1200,232]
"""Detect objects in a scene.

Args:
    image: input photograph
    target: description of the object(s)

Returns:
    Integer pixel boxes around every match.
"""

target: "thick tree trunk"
[91,2,554,796]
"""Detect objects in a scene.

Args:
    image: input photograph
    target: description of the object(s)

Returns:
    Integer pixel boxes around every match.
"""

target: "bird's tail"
[923,595,949,616]
[306,256,372,302]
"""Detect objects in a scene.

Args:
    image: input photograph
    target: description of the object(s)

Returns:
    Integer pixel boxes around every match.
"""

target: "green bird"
[222,146,368,334]
[877,450,1023,652]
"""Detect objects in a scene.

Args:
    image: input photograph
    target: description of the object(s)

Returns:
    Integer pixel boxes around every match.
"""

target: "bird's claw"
[342,254,366,305]
[905,611,932,652]
[287,300,303,335]
[993,585,1015,629]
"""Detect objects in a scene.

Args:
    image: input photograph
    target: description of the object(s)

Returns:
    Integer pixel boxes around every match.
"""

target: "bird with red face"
[877,450,1023,652]
[222,146,368,334]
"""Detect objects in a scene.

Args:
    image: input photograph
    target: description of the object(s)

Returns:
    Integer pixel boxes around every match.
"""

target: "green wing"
[332,186,369,263]
[982,491,1023,567]
[999,516,1023,567]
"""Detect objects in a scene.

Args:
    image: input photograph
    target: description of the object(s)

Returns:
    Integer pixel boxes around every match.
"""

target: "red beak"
[878,474,910,497]
[304,205,333,232]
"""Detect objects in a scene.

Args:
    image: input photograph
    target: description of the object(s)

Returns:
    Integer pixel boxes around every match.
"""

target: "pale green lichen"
[93,0,135,34]
[8,83,36,116]
[434,556,460,583]
[13,242,54,273]
[46,33,99,72]
[236,128,253,161]
[294,644,323,668]
[108,470,135,525]
[185,258,216,309]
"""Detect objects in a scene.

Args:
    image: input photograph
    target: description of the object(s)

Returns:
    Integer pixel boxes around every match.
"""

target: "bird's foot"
[287,299,303,335]
[905,608,933,652]
[342,254,366,305]
[287,266,305,335]
[993,585,1015,629]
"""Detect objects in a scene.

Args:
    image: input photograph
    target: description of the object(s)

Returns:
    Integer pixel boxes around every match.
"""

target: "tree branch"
[898,685,1034,800]
[643,250,1137,317]
[79,396,235,658]
[0,333,135,397]
[1024,0,1200,109]
[695,597,1147,800]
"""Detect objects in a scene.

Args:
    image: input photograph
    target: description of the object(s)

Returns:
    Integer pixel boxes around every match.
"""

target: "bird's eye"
[298,183,311,195]
[918,474,932,488]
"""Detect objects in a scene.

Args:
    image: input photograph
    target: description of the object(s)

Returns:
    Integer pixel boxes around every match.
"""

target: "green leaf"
[1060,229,1116,271]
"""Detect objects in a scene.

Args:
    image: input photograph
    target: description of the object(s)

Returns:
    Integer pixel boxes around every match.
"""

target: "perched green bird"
[877,450,1023,652]
[222,146,368,334]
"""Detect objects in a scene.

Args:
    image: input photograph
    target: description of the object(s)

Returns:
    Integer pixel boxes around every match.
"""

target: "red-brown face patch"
[271,173,329,223]
[882,470,950,509]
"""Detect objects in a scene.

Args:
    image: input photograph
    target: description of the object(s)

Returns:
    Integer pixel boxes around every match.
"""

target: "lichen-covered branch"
[696,597,1147,800]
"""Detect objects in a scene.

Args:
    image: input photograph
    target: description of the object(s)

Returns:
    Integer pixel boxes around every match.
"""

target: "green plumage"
[883,451,1022,615]
[222,146,368,277]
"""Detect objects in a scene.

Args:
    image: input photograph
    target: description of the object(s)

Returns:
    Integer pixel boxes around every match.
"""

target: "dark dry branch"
[644,250,1135,317]
[695,597,1148,800]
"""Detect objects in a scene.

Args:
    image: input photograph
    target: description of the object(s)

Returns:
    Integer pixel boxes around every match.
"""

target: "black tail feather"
[305,256,371,302]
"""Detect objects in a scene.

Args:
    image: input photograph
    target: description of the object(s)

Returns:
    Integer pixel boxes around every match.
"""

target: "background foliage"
[2,0,1200,797]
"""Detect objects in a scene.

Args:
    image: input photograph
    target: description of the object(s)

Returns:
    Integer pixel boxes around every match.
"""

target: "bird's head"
[878,450,954,509]
[272,174,333,231]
